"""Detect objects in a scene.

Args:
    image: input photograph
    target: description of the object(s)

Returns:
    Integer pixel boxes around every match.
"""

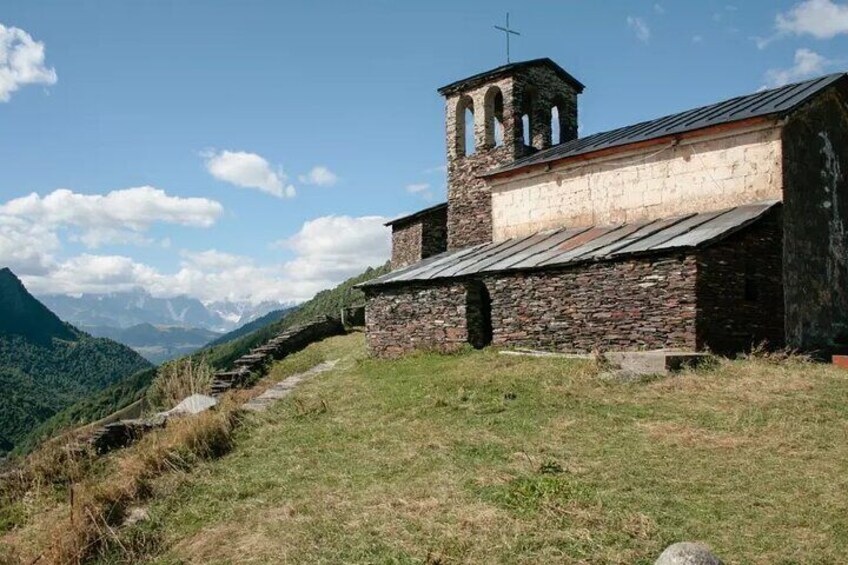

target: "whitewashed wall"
[489,123,784,241]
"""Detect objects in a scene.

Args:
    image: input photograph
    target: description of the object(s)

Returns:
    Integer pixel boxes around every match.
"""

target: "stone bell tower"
[437,58,585,250]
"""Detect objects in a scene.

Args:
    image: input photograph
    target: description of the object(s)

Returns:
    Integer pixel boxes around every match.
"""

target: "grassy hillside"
[12,366,158,456]
[6,334,847,563]
[203,262,389,369]
[11,263,389,457]
[0,269,152,455]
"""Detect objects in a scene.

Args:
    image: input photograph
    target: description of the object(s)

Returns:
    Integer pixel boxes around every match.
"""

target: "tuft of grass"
[146,356,215,411]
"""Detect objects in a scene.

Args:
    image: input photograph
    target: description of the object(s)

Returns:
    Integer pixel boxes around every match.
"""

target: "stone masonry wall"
[390,221,422,269]
[445,65,580,249]
[782,85,848,354]
[483,256,698,352]
[421,206,448,259]
[490,123,784,240]
[364,281,471,358]
[696,208,784,354]
[390,206,448,269]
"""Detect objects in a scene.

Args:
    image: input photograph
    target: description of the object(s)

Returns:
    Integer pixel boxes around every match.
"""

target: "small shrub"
[147,357,214,411]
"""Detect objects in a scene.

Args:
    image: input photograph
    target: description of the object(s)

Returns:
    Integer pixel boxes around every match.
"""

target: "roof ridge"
[489,72,846,177]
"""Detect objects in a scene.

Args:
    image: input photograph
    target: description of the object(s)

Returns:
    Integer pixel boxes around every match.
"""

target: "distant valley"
[37,290,294,364]
[84,324,223,364]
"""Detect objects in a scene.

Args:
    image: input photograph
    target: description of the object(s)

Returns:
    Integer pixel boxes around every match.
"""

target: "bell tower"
[438,58,584,249]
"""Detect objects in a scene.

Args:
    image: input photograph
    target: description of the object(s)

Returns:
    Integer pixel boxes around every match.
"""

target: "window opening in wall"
[521,114,530,146]
[465,106,476,156]
[551,106,561,145]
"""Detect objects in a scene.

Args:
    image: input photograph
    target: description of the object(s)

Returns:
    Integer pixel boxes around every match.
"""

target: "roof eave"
[482,115,779,181]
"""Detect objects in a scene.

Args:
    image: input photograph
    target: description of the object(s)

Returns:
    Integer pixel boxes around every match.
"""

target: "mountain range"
[38,289,289,333]
[0,268,152,455]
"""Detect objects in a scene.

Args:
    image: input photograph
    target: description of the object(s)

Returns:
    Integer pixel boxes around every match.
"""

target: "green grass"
[98,333,848,564]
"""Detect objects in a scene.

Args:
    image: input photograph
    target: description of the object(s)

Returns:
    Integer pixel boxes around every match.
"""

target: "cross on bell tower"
[494,13,521,63]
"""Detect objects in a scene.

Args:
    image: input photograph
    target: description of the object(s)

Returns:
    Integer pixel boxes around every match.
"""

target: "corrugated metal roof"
[437,58,585,96]
[362,201,779,287]
[489,73,846,176]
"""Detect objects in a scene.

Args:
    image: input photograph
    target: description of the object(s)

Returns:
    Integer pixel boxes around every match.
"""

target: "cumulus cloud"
[204,150,295,198]
[627,16,651,43]
[0,215,59,275]
[0,23,57,102]
[764,48,832,87]
[776,0,848,39]
[298,166,339,187]
[279,215,391,288]
[0,186,223,250]
[15,214,391,305]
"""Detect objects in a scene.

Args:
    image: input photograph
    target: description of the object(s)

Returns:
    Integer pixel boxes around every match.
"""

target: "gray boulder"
[655,542,723,565]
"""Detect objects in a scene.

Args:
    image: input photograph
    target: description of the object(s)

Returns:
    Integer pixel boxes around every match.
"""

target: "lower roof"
[363,200,779,288]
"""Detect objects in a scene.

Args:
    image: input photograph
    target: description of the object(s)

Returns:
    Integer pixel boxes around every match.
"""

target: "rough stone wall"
[490,123,784,240]
[389,206,448,269]
[390,221,422,269]
[483,257,698,352]
[445,65,580,249]
[782,85,848,354]
[364,281,472,358]
[695,208,785,354]
[421,206,448,259]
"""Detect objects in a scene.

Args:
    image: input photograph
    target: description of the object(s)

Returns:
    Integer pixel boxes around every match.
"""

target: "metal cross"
[494,13,521,63]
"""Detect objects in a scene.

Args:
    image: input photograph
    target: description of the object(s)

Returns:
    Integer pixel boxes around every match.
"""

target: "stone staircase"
[89,315,346,454]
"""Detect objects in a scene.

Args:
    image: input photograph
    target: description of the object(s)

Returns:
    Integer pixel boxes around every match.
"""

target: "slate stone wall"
[696,208,785,354]
[367,218,786,358]
[782,85,848,354]
[390,206,448,269]
[483,256,698,352]
[364,281,472,358]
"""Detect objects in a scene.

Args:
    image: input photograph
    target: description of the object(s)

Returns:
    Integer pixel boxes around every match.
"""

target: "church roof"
[384,202,447,227]
[437,57,585,96]
[362,200,778,287]
[489,72,847,177]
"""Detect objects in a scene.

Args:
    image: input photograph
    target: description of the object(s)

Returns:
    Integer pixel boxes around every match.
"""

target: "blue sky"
[1,0,847,304]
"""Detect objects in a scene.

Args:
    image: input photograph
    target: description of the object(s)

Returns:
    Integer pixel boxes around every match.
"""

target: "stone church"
[361,58,848,358]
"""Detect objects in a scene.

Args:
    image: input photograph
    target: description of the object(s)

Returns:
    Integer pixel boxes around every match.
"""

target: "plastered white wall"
[490,123,784,240]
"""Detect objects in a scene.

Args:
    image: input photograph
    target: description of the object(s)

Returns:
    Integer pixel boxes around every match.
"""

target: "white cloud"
[425,165,447,174]
[406,182,437,202]
[16,214,391,305]
[204,150,295,198]
[406,183,430,194]
[279,215,390,287]
[627,16,651,43]
[0,186,223,250]
[776,0,848,39]
[692,35,704,43]
[0,23,57,102]
[654,4,665,15]
[0,215,59,275]
[764,48,832,87]
[298,166,339,187]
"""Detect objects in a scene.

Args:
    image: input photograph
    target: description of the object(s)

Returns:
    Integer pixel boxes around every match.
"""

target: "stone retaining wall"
[89,316,345,454]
